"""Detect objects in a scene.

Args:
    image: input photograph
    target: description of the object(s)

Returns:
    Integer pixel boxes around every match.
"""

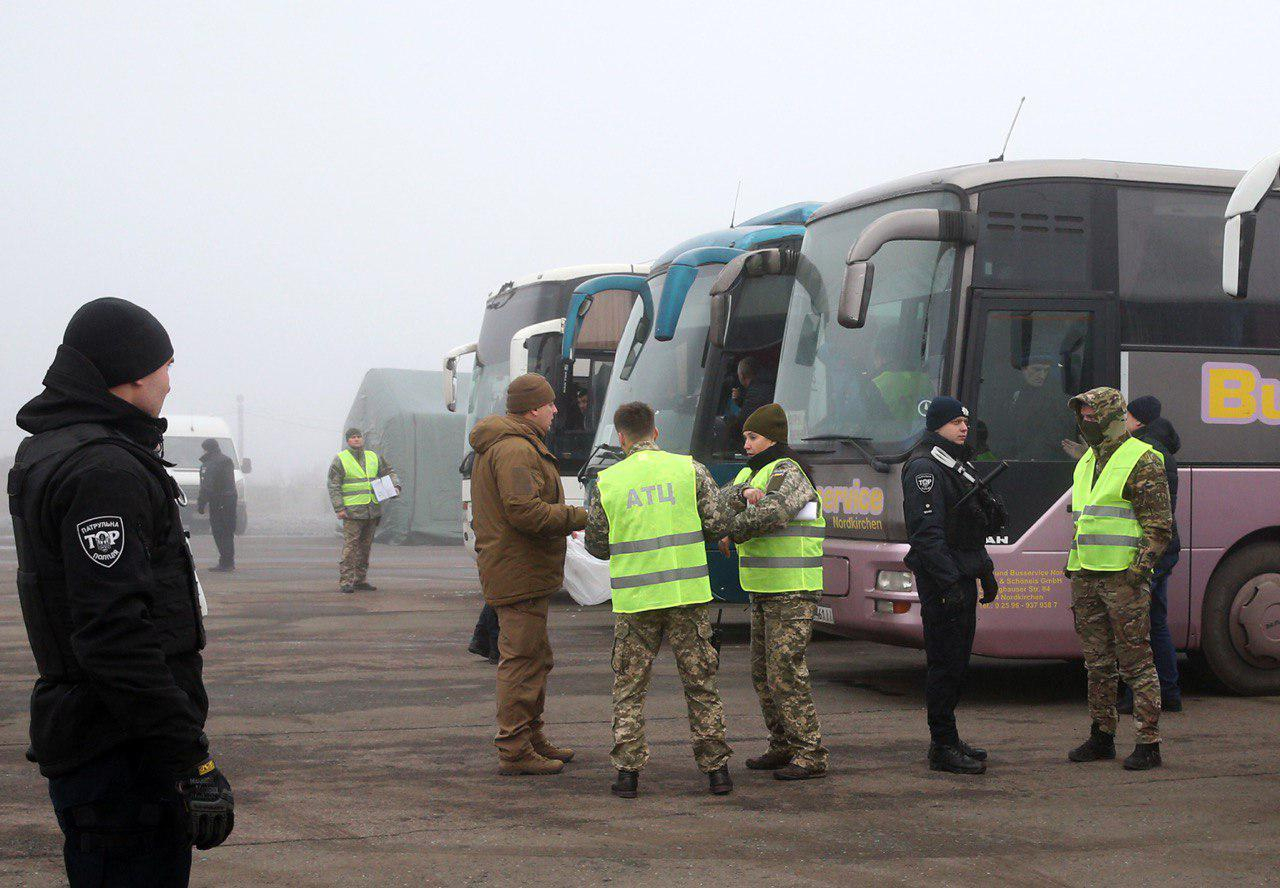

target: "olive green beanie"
[743,403,787,444]
[507,373,556,414]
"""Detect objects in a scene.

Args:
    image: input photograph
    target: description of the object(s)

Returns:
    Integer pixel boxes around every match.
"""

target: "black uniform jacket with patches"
[901,431,995,593]
[10,345,209,778]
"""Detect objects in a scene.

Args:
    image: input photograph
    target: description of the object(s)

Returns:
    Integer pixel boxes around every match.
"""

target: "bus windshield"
[595,268,713,454]
[466,281,568,438]
[774,192,961,446]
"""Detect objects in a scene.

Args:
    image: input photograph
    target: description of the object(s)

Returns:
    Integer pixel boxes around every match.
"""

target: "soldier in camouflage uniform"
[720,404,828,780]
[327,428,399,593]
[1064,387,1172,771]
[585,402,734,798]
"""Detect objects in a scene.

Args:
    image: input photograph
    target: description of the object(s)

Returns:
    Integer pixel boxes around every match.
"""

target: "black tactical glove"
[979,571,999,604]
[176,759,235,850]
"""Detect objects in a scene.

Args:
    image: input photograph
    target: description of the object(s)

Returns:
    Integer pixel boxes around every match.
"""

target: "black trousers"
[472,603,500,651]
[917,577,978,746]
[47,745,192,887]
[208,496,237,567]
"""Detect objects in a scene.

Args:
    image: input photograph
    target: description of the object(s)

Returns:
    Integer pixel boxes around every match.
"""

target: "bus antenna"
[990,96,1026,163]
[730,179,743,227]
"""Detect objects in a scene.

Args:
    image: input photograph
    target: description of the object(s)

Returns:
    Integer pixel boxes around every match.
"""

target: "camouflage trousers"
[750,592,828,770]
[1071,574,1161,743]
[611,604,731,773]
[339,518,377,587]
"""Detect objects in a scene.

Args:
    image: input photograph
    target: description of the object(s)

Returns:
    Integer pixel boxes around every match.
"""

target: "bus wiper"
[802,434,890,473]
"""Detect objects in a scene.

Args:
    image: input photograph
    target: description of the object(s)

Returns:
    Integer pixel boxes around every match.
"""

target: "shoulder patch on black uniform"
[77,516,124,567]
[915,474,935,494]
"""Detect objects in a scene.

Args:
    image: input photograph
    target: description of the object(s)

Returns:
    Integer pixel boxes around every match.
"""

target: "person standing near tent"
[327,427,399,594]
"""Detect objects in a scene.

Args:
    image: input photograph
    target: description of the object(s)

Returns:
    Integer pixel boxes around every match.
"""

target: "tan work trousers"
[493,595,554,760]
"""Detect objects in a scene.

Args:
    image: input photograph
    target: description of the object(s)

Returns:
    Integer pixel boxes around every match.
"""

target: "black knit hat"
[63,297,173,388]
[925,396,969,431]
[1128,395,1161,426]
[743,403,788,444]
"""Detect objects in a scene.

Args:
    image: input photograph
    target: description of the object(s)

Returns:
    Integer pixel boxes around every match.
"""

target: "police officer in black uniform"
[10,298,233,886]
[901,397,1006,775]
[197,438,237,572]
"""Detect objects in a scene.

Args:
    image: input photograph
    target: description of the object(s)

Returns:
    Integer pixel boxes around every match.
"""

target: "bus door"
[961,294,1131,639]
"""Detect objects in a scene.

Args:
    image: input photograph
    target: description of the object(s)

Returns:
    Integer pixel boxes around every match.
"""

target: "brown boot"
[531,733,575,763]
[498,751,564,776]
[745,749,792,771]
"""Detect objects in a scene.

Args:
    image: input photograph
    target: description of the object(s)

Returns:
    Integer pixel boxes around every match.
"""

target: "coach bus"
[443,263,647,553]
[572,203,820,602]
[711,159,1280,694]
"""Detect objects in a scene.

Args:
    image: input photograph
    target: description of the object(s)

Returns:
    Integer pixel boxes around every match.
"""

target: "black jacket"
[901,431,998,593]
[198,449,237,509]
[10,345,209,778]
[1134,417,1181,568]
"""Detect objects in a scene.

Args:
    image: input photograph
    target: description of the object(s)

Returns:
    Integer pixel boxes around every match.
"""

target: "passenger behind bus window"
[969,419,998,462]
[1008,354,1076,460]
[725,357,773,444]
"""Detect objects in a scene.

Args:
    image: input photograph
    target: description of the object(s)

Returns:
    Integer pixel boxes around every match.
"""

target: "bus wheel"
[1201,546,1280,695]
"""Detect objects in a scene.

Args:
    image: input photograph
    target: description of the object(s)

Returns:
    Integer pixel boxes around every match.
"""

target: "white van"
[162,414,250,533]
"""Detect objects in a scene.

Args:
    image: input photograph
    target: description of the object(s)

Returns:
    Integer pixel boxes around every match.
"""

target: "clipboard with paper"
[371,475,399,503]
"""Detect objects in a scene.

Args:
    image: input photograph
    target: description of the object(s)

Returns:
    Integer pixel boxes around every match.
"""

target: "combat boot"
[354,581,377,591]
[774,762,827,781]
[611,770,639,799]
[957,740,988,762]
[708,766,733,795]
[745,750,791,771]
[1067,723,1116,762]
[498,751,564,777]
[928,743,986,775]
[339,584,355,594]
[1123,742,1162,771]
[531,733,575,763]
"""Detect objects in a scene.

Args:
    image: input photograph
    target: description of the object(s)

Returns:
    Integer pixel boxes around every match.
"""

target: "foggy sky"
[3,2,1278,480]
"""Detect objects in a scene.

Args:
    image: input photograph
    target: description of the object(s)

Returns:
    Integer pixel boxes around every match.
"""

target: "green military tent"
[343,368,470,545]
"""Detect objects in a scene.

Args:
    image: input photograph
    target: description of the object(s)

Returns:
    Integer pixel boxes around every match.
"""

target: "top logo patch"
[77,516,124,568]
[915,474,935,494]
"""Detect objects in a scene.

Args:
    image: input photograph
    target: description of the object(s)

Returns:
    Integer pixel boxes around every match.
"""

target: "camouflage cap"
[1068,387,1128,441]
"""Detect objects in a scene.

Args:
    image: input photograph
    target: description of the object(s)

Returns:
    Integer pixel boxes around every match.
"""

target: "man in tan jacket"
[469,374,588,775]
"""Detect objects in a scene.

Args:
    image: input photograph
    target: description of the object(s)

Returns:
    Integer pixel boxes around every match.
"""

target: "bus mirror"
[441,341,477,412]
[710,247,789,297]
[837,208,978,329]
[838,262,875,328]
[1224,151,1280,299]
[710,291,731,349]
[240,458,252,474]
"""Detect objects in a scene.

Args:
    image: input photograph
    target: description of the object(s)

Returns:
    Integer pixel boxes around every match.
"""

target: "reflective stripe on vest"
[733,458,825,593]
[1066,437,1161,572]
[338,449,380,507]
[597,449,712,613]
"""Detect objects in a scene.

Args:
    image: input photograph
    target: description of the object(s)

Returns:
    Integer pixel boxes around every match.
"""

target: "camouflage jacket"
[1069,387,1172,581]
[722,456,819,545]
[584,440,732,559]
[327,448,399,520]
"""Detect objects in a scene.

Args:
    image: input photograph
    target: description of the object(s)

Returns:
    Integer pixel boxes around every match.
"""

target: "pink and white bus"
[714,159,1280,694]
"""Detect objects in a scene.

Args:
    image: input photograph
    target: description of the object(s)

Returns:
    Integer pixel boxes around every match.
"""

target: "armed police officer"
[720,403,828,781]
[901,397,1006,775]
[1064,387,1172,771]
[10,298,233,886]
[585,401,734,799]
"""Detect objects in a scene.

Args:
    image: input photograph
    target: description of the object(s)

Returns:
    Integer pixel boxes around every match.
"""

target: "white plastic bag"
[562,533,611,606]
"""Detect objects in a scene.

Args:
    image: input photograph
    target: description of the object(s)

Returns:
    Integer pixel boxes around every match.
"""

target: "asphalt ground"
[1,535,1278,887]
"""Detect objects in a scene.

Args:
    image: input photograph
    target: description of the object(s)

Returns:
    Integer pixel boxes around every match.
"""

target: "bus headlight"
[875,570,915,593]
